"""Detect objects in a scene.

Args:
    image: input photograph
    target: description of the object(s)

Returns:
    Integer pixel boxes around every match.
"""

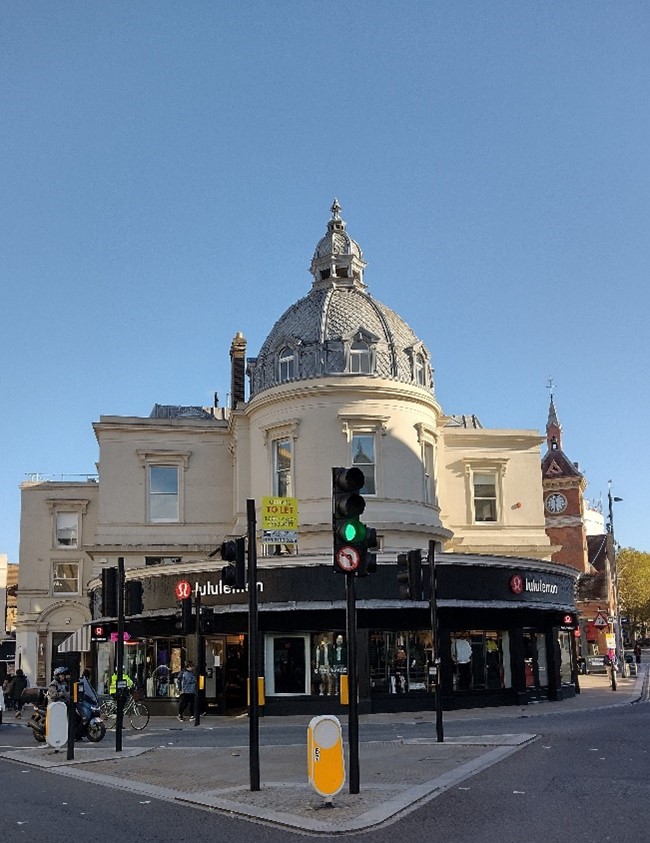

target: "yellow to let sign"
[261,496,299,530]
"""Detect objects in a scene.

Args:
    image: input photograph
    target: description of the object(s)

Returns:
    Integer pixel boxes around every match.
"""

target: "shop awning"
[0,640,16,662]
[57,626,90,653]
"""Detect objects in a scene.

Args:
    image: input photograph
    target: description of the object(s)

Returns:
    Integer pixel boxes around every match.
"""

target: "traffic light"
[397,549,423,599]
[201,607,217,634]
[357,527,379,577]
[125,580,144,615]
[176,597,194,634]
[221,537,246,588]
[101,567,118,617]
[332,466,368,574]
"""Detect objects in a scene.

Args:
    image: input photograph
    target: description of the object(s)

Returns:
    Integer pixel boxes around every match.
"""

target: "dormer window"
[414,353,426,386]
[278,347,295,382]
[349,340,371,374]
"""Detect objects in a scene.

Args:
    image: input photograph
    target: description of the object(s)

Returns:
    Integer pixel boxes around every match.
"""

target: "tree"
[617,548,650,638]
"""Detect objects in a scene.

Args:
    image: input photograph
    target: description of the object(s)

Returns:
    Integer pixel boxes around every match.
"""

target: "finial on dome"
[330,198,342,220]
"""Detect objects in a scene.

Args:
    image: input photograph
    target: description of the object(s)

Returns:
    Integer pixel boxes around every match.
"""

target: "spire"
[546,378,562,451]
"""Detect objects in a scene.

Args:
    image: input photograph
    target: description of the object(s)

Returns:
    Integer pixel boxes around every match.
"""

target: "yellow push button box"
[307,715,345,798]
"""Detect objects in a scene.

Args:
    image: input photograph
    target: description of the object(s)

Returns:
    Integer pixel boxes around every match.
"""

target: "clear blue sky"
[1,2,648,564]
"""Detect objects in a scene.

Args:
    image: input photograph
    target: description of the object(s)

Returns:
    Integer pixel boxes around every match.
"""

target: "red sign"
[335,546,361,572]
[509,574,524,595]
[109,631,131,642]
[176,580,192,600]
[91,625,107,641]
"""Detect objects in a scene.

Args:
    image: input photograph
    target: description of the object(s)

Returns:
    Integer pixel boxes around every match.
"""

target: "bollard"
[307,715,345,802]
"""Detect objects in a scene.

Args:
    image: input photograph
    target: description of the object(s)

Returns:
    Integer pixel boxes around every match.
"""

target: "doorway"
[203,634,247,714]
[523,630,548,700]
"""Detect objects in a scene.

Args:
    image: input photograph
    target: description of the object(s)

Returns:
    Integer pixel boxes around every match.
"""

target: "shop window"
[451,630,511,691]
[352,433,376,494]
[55,512,79,547]
[558,631,573,684]
[263,632,349,697]
[264,634,311,695]
[95,637,184,697]
[473,472,498,522]
[523,631,548,692]
[369,631,432,695]
[52,561,79,595]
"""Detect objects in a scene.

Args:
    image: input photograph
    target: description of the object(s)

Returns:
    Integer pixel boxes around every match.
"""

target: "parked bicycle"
[100,688,149,730]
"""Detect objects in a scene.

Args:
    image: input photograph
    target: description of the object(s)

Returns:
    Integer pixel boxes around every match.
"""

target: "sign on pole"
[261,496,299,544]
[593,612,608,628]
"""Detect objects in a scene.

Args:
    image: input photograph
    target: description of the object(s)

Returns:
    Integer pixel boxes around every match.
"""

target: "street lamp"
[607,481,624,673]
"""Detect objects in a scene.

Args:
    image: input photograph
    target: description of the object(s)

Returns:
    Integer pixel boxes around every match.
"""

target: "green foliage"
[618,548,650,632]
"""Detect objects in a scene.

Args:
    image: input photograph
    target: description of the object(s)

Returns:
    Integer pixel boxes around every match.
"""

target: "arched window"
[278,347,295,382]
[414,353,426,386]
[349,340,371,374]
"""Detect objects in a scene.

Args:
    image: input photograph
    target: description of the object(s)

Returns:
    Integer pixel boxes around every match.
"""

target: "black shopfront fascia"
[109,558,577,714]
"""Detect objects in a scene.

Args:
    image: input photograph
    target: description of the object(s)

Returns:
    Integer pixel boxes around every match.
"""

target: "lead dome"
[247,200,434,397]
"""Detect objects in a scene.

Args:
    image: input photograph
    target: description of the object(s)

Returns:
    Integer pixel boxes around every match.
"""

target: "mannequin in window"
[486,637,501,689]
[394,645,408,693]
[315,637,333,695]
[332,635,347,695]
[453,635,472,690]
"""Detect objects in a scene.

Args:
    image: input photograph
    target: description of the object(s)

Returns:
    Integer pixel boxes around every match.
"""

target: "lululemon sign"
[175,580,192,600]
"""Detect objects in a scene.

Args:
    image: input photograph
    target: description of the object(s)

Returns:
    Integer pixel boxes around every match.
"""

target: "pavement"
[2,667,648,834]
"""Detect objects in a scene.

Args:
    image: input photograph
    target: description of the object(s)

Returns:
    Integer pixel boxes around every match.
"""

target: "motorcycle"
[24,688,106,743]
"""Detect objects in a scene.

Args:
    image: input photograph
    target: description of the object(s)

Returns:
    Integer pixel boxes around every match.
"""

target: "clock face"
[546,493,568,514]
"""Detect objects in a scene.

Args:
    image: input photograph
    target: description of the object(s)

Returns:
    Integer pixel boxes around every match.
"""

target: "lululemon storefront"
[90,554,579,716]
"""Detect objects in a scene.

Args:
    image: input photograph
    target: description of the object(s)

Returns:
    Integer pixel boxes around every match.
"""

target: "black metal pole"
[346,572,360,793]
[428,539,444,742]
[66,679,77,760]
[115,557,125,752]
[247,498,260,791]
[194,589,202,725]
[608,484,624,674]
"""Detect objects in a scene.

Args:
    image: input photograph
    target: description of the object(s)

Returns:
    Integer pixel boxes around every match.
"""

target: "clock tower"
[541,395,589,573]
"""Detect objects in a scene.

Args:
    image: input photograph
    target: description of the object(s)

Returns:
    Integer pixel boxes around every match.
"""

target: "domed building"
[16,202,580,715]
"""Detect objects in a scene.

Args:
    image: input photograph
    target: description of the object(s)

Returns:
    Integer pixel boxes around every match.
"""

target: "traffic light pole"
[116,556,125,752]
[428,540,444,742]
[346,572,360,794]
[193,589,202,725]
[247,498,260,792]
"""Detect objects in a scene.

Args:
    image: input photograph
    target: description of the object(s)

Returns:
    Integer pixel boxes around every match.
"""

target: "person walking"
[633,642,642,665]
[176,662,197,722]
[8,669,28,718]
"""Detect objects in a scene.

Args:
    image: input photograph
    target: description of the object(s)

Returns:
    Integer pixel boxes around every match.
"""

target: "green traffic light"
[339,519,366,543]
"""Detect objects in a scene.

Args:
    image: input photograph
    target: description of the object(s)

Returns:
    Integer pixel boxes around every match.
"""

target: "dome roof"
[247,202,434,398]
